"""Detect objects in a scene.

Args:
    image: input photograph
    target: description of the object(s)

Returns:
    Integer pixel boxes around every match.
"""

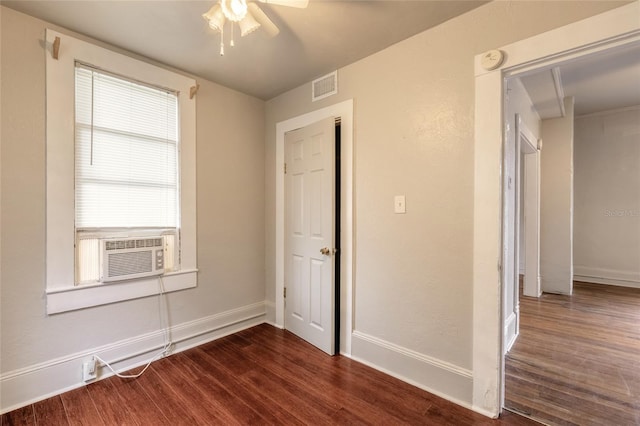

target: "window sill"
[46,269,197,314]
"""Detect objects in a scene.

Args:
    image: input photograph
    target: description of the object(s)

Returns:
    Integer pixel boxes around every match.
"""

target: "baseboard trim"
[264,300,277,326]
[504,312,518,354]
[574,266,640,289]
[0,301,266,414]
[351,330,473,411]
[574,275,640,289]
[474,405,500,419]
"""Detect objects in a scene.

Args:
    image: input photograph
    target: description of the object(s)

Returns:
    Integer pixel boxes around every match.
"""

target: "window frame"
[45,29,197,314]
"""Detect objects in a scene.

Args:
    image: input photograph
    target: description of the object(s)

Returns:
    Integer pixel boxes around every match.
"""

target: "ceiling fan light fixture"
[203,4,226,32]
[208,18,225,32]
[221,0,248,22]
[239,12,261,37]
[204,0,303,57]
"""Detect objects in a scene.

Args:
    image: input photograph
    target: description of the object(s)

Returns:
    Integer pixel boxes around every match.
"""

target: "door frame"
[499,113,540,404]
[472,2,640,417]
[517,116,541,298]
[501,109,520,357]
[275,99,354,355]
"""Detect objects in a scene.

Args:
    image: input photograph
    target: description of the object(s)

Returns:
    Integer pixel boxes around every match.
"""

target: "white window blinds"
[75,64,179,229]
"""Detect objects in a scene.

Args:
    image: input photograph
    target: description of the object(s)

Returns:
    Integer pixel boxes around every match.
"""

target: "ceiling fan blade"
[257,0,309,8]
[247,3,280,37]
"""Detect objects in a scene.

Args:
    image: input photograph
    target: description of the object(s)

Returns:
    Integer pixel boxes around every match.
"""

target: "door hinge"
[284,163,287,174]
[284,287,287,298]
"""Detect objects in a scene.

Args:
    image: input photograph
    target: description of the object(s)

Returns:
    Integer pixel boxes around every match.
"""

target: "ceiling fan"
[203,0,309,56]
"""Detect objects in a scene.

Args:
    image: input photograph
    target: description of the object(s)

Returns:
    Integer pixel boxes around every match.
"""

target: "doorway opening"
[499,35,640,426]
[275,99,354,356]
[334,121,341,353]
[472,2,639,416]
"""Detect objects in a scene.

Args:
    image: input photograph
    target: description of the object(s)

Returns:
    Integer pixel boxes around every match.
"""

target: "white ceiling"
[520,42,640,118]
[562,42,640,115]
[1,0,488,100]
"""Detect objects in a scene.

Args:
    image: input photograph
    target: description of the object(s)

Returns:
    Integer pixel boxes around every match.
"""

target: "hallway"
[505,281,640,425]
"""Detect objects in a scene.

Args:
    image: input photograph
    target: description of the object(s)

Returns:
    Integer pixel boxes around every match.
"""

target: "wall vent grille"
[101,237,164,282]
[312,71,338,102]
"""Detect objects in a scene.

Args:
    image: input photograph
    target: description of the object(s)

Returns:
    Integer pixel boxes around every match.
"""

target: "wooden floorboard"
[32,397,67,426]
[505,281,640,426]
[59,386,103,426]
[3,323,536,425]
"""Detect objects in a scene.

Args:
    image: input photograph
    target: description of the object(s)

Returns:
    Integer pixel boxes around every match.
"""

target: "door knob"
[320,247,337,256]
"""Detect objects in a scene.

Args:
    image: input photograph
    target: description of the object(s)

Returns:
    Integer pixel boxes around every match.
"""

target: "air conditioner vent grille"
[312,71,338,102]
[105,238,162,250]
[101,236,164,282]
[109,251,153,277]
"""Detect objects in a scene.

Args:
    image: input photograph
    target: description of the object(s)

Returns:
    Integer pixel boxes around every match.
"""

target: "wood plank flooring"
[505,281,640,426]
[2,324,535,425]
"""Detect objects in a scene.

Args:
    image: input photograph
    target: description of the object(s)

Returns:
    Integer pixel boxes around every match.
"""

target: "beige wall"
[574,107,640,286]
[0,4,265,377]
[265,0,625,399]
[541,97,575,295]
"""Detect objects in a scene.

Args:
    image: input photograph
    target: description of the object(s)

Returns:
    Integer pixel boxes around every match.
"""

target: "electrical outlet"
[82,357,97,382]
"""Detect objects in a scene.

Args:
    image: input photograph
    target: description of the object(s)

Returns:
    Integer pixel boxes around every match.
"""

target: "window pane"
[76,127,177,186]
[75,65,179,229]
[76,182,177,228]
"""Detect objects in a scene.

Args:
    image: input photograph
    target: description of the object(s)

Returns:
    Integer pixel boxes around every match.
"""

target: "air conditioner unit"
[101,237,165,283]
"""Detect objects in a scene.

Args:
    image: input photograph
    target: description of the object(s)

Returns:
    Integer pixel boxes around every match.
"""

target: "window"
[45,29,197,313]
[74,65,179,283]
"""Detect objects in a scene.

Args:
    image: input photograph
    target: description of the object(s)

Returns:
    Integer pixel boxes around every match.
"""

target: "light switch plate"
[394,195,406,214]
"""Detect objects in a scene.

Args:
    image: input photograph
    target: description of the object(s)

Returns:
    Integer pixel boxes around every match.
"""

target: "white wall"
[541,97,575,294]
[0,6,266,412]
[574,106,640,287]
[265,1,624,410]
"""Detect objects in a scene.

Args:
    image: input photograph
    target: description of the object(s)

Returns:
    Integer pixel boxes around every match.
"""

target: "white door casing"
[275,99,353,356]
[503,114,541,356]
[284,117,336,355]
[517,117,541,298]
[502,110,519,356]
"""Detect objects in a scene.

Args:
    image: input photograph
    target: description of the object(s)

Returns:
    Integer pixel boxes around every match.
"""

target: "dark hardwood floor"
[2,324,535,425]
[505,281,640,426]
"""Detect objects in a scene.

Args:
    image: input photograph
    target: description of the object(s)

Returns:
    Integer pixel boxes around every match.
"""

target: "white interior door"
[284,116,335,355]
